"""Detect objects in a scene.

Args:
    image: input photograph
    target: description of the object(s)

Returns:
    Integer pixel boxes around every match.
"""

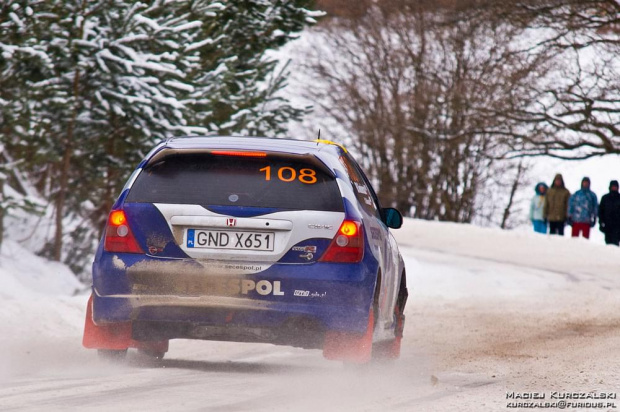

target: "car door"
[339,154,399,334]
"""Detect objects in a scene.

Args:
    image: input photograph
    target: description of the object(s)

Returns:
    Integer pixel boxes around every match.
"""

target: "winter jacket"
[568,189,598,223]
[530,195,545,221]
[544,174,570,222]
[530,182,548,221]
[599,191,620,231]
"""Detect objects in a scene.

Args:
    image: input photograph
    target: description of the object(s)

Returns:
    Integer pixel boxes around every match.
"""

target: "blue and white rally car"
[83,136,407,363]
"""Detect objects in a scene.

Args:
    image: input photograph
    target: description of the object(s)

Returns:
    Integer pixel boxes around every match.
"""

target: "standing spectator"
[598,180,620,246]
[568,177,598,239]
[544,174,571,235]
[530,182,548,234]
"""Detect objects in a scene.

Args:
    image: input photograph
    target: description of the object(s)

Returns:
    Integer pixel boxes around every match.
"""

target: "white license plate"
[186,229,275,251]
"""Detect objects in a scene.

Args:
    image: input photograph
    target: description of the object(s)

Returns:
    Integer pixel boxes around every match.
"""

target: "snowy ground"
[1,219,619,411]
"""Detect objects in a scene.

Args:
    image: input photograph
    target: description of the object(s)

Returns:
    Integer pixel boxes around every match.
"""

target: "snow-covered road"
[1,220,619,411]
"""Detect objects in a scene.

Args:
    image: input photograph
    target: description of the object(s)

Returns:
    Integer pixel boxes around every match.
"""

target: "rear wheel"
[372,272,407,361]
[97,349,127,362]
[137,348,166,360]
[371,305,404,360]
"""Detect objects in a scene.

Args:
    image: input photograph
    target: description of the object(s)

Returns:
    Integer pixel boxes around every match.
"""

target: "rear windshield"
[126,154,344,212]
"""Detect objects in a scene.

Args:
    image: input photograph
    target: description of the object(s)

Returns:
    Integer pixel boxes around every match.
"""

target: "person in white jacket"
[530,182,548,234]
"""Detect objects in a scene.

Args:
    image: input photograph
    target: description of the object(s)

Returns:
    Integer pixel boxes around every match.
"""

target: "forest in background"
[1,0,618,278]
[301,0,620,227]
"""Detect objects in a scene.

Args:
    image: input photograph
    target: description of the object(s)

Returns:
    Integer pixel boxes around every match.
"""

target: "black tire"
[137,348,166,360]
[371,310,403,361]
[97,349,128,362]
[372,271,407,361]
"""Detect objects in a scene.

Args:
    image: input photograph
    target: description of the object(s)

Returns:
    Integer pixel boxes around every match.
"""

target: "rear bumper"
[91,253,379,338]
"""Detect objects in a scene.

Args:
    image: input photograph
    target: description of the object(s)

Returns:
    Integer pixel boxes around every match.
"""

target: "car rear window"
[126,153,344,212]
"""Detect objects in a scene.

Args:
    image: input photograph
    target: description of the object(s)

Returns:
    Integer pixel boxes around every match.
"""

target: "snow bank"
[0,240,88,381]
[0,240,84,300]
[394,218,620,278]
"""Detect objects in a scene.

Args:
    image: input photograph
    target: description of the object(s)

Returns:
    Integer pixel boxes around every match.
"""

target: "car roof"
[163,136,346,157]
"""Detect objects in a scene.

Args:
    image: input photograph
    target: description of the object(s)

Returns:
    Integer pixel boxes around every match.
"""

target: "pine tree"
[0,0,320,275]
[2,0,208,262]
[0,145,42,253]
[185,0,318,135]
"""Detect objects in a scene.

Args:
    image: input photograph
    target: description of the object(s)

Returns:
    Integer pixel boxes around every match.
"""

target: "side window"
[339,155,381,218]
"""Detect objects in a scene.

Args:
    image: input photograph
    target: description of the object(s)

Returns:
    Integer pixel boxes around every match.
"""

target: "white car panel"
[154,203,345,263]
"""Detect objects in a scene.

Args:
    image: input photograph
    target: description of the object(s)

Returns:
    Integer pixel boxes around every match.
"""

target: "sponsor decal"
[134,278,285,296]
[293,290,327,298]
[243,279,284,296]
[354,182,369,195]
[198,260,268,275]
[370,227,382,240]
[308,224,333,230]
[292,245,317,253]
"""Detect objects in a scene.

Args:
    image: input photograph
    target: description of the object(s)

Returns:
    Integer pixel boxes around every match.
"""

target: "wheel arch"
[397,268,408,314]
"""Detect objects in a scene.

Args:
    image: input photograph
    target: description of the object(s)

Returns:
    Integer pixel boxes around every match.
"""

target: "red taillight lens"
[104,210,143,253]
[319,220,364,263]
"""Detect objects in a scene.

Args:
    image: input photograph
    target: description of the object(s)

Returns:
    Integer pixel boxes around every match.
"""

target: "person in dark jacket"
[598,180,620,246]
[567,177,598,239]
[544,174,571,235]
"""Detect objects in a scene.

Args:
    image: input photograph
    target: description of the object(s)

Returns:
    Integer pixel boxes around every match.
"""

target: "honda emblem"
[227,218,237,227]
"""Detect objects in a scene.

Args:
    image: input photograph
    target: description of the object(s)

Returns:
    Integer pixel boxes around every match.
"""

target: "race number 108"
[259,166,317,184]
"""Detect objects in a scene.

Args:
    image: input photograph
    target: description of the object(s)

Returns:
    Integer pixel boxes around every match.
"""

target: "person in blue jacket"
[530,182,548,234]
[567,176,598,239]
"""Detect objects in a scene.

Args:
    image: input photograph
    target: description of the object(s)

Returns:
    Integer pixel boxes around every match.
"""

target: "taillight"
[104,210,143,253]
[319,220,364,263]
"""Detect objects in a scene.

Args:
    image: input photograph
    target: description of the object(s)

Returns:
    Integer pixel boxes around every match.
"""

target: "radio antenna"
[317,129,321,140]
